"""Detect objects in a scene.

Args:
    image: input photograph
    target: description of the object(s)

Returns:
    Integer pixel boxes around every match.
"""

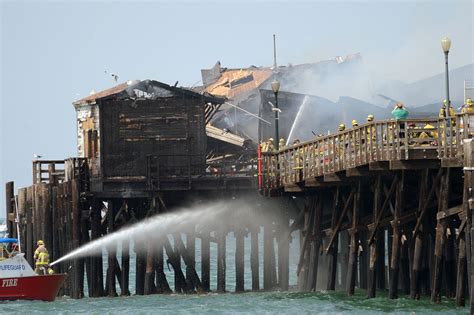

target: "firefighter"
[338,123,346,132]
[419,123,437,146]
[279,138,286,150]
[461,98,474,114]
[267,138,275,152]
[352,120,358,127]
[34,240,53,275]
[365,114,376,143]
[439,99,457,118]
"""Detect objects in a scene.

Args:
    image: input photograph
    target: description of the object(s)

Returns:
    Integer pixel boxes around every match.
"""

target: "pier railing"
[261,113,474,189]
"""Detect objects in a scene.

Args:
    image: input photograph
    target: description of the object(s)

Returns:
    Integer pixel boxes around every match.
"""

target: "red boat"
[0,238,67,301]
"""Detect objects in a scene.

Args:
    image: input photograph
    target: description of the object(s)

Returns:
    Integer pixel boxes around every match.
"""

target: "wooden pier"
[261,113,474,309]
[3,78,474,313]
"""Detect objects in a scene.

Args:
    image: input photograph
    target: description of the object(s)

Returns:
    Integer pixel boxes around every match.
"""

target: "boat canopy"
[0,238,18,244]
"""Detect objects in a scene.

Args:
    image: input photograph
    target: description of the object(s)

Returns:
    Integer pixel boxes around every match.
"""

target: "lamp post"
[271,79,281,150]
[441,37,452,119]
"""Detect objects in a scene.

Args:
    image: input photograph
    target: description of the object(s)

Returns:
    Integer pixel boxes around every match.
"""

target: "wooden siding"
[100,98,206,179]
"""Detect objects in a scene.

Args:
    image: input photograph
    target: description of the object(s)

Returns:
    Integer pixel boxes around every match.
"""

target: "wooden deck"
[261,113,473,193]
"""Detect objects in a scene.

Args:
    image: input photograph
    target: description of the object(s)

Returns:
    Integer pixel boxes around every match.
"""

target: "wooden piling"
[174,233,203,292]
[144,239,157,295]
[251,225,259,291]
[120,239,130,296]
[463,140,474,313]
[455,232,467,307]
[163,236,188,293]
[235,229,245,292]
[26,186,34,266]
[400,231,410,295]
[389,172,404,299]
[5,182,14,238]
[376,229,386,291]
[444,224,456,298]
[347,183,360,296]
[144,199,157,295]
[278,213,290,291]
[136,240,146,295]
[264,222,275,291]
[368,176,381,298]
[185,232,196,291]
[327,188,340,291]
[217,229,226,293]
[432,169,449,303]
[105,201,118,297]
[201,230,211,292]
[307,194,322,291]
[411,170,428,299]
[155,240,171,294]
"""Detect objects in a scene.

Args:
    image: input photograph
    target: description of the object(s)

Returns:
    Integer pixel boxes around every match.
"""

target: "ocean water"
[2,290,467,314]
[1,226,469,314]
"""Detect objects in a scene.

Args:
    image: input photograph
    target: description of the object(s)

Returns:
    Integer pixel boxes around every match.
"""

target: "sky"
[0,0,473,217]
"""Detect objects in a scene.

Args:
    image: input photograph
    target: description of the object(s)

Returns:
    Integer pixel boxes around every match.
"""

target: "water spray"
[50,202,229,266]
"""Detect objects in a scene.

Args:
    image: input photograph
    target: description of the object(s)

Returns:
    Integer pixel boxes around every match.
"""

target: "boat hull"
[0,274,67,301]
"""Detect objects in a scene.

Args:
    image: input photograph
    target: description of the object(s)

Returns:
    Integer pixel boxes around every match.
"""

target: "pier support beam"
[251,225,260,291]
[463,140,474,313]
[411,170,428,299]
[106,201,118,297]
[5,182,15,239]
[90,201,104,297]
[144,239,157,295]
[235,229,245,292]
[163,236,187,293]
[389,171,404,299]
[327,188,340,291]
[456,232,467,306]
[217,229,227,293]
[432,169,449,303]
[186,232,196,291]
[347,183,360,296]
[121,239,131,296]
[201,229,211,292]
[135,242,146,295]
[278,213,290,291]
[155,240,171,294]
[368,176,381,298]
[307,193,322,291]
[264,222,274,290]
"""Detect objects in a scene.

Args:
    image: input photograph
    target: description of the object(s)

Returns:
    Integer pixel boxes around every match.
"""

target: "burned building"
[73,80,226,195]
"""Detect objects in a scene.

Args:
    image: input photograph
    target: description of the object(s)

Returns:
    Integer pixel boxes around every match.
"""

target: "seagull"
[33,154,42,159]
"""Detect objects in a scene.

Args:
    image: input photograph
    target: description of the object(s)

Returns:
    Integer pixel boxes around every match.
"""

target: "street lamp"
[271,79,281,150]
[441,37,452,119]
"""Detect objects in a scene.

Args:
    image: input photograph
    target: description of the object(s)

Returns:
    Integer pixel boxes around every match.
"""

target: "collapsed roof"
[73,79,225,106]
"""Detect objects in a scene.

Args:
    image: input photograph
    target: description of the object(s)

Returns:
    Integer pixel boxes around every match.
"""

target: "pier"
[4,79,474,312]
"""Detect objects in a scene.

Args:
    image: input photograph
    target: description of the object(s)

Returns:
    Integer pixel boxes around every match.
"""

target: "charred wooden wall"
[100,98,206,179]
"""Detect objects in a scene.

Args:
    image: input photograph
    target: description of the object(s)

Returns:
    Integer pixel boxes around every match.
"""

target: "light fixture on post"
[271,79,281,150]
[441,36,452,120]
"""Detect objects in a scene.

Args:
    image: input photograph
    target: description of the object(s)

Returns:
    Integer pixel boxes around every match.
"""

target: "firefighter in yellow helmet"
[461,98,474,114]
[351,120,358,127]
[338,123,346,132]
[279,138,286,150]
[34,240,53,275]
[439,99,456,118]
[367,114,374,122]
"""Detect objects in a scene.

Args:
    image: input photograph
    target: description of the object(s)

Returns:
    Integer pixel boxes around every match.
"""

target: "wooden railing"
[261,113,474,189]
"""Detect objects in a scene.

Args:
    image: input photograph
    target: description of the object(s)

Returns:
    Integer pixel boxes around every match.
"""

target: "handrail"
[261,113,474,189]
